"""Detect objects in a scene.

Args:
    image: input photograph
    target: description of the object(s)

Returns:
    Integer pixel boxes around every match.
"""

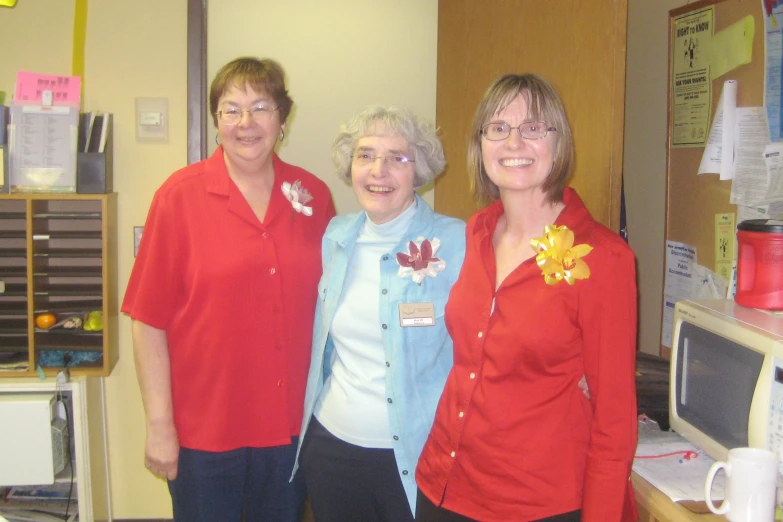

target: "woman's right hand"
[145,419,180,481]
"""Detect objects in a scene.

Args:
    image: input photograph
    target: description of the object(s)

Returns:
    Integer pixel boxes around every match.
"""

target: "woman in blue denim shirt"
[291,106,465,521]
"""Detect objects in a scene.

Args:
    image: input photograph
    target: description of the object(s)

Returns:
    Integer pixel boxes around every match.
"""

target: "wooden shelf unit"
[0,193,118,377]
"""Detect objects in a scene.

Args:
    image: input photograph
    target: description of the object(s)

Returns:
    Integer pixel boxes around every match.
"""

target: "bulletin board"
[662,0,764,356]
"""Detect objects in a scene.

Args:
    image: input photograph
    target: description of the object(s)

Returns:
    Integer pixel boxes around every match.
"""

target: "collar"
[204,146,291,196]
[204,146,301,228]
[327,193,438,250]
[472,187,591,240]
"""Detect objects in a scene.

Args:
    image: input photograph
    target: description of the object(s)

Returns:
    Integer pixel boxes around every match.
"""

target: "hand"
[578,375,591,400]
[145,420,180,480]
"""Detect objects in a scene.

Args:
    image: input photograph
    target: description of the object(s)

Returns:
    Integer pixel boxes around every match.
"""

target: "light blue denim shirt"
[291,194,466,513]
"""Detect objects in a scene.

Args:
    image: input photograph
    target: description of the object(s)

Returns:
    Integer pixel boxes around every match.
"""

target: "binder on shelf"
[78,111,94,153]
[0,144,8,194]
[0,105,7,193]
[7,98,79,194]
[0,105,8,145]
[77,113,113,194]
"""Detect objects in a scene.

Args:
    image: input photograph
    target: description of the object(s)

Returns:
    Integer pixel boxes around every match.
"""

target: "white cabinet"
[0,377,112,522]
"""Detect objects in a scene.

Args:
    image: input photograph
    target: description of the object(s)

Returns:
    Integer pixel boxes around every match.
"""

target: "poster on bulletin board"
[671,6,714,148]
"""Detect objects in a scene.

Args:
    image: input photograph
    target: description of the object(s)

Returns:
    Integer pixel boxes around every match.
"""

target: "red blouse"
[122,148,335,452]
[416,188,638,521]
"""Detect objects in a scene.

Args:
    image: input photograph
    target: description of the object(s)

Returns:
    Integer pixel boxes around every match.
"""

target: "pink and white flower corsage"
[396,237,446,285]
[281,180,313,216]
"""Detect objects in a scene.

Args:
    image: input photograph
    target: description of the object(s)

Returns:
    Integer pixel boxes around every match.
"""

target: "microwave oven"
[669,299,783,469]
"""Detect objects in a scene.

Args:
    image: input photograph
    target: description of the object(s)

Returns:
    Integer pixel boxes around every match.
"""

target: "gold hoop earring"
[215,134,220,145]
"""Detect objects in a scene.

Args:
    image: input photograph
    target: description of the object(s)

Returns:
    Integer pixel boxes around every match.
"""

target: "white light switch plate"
[136,97,168,142]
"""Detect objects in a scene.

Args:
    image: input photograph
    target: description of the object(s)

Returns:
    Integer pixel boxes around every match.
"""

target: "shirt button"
[459,411,464,418]
[402,470,409,475]
[269,267,276,275]
[393,435,399,440]
[262,232,269,239]
[470,373,476,379]
[276,345,282,350]
[272,306,279,312]
[477,331,483,338]
[387,398,393,404]
[450,451,456,458]
[382,324,388,329]
[382,289,388,295]
[277,380,283,387]
[382,255,389,261]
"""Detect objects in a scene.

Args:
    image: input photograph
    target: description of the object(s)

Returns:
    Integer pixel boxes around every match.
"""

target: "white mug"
[704,447,778,522]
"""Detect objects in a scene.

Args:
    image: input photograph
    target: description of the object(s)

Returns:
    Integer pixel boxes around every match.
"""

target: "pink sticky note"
[14,71,81,108]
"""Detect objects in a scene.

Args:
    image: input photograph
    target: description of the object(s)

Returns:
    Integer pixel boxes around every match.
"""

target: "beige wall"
[624,0,689,356]
[0,1,74,99]
[207,0,438,212]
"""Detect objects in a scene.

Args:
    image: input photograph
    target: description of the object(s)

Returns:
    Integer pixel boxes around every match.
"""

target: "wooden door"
[435,0,628,230]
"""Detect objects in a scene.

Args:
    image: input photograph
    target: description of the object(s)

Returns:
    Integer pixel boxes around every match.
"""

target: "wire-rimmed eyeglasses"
[481,121,557,141]
[351,152,415,170]
[218,104,279,126]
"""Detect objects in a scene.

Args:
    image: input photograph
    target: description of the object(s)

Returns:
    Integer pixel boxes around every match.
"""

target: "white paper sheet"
[730,107,773,205]
[662,241,698,348]
[634,434,724,502]
[738,201,783,222]
[759,142,783,205]
[699,81,737,178]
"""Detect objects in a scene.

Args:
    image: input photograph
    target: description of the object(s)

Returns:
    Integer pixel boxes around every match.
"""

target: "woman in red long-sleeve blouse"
[416,73,638,522]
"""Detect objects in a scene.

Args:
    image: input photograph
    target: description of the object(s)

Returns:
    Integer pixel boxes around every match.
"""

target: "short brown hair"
[209,57,293,127]
[468,73,574,205]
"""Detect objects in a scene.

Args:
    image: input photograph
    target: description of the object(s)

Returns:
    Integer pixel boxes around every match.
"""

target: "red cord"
[635,450,699,460]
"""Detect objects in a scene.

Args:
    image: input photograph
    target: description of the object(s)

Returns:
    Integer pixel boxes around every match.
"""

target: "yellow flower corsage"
[530,225,592,285]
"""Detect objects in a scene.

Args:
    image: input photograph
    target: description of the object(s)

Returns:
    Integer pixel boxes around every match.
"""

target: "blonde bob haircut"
[468,73,574,205]
[209,57,294,127]
[332,106,446,189]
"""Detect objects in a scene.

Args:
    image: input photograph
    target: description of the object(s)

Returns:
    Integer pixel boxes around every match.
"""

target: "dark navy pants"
[299,417,414,522]
[168,441,305,522]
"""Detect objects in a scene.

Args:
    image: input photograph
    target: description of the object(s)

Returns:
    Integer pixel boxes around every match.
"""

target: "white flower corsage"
[396,237,446,285]
[281,180,313,216]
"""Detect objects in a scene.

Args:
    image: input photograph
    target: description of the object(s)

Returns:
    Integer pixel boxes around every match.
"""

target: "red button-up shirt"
[122,148,335,451]
[417,188,637,521]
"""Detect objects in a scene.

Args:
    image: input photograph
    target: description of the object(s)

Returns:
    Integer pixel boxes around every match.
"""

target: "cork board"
[662,0,764,355]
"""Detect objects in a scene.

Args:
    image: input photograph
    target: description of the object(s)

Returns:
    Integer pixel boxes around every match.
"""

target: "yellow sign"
[715,213,736,282]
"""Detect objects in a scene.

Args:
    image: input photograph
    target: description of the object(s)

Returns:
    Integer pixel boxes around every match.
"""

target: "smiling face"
[351,128,416,224]
[481,93,556,197]
[216,83,283,172]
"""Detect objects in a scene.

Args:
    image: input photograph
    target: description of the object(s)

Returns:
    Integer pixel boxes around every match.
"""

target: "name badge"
[399,302,435,327]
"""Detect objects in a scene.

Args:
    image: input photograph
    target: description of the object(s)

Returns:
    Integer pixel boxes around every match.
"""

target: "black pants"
[415,488,581,522]
[299,417,414,522]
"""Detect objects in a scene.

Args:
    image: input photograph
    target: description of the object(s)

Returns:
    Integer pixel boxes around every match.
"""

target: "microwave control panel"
[768,362,783,475]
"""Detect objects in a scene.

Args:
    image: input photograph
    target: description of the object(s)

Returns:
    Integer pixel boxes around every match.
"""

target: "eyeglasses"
[351,152,415,170]
[481,121,556,141]
[218,104,279,125]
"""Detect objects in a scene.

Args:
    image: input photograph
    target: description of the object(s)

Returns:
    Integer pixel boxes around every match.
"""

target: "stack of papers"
[633,431,724,502]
